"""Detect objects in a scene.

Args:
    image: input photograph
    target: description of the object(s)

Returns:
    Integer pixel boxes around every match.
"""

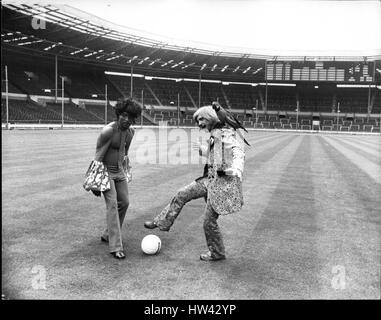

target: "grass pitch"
[2,128,380,299]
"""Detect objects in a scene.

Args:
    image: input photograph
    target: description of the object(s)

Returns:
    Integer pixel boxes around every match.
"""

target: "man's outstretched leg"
[144,178,207,231]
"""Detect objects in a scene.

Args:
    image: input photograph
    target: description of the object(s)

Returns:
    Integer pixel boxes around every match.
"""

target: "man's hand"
[193,141,208,157]
[126,170,132,183]
[224,168,242,179]
[92,190,101,197]
[123,155,132,183]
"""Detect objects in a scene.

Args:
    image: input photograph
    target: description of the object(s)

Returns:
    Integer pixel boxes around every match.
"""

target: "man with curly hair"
[94,98,141,259]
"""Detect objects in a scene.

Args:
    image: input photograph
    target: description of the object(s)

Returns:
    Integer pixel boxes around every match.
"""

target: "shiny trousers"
[153,177,225,258]
[102,167,129,253]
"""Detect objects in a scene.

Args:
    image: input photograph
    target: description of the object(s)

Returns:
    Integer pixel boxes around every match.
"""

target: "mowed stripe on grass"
[206,134,306,299]
[218,135,325,299]
[329,135,381,150]
[321,135,381,184]
[311,136,380,299]
[325,135,380,161]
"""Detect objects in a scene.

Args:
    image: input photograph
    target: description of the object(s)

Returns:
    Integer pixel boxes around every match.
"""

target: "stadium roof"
[2,2,381,82]
[74,0,381,57]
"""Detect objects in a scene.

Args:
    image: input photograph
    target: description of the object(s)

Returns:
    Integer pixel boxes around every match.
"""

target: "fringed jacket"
[198,125,245,215]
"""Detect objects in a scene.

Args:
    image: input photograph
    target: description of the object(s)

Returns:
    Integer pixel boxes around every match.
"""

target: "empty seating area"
[4,64,121,100]
[45,102,103,123]
[149,80,178,106]
[64,75,100,99]
[297,86,333,112]
[78,102,154,125]
[265,86,297,111]
[3,96,378,132]
[336,88,370,113]
[191,82,222,106]
[2,60,381,131]
[310,116,380,132]
[223,84,258,110]
[1,97,160,125]
[107,76,152,103]
[2,99,65,122]
[2,56,380,116]
[7,67,55,96]
[3,65,381,116]
[2,99,114,124]
[1,76,23,94]
[372,90,381,114]
[84,104,115,122]
[180,82,205,107]
[147,109,196,126]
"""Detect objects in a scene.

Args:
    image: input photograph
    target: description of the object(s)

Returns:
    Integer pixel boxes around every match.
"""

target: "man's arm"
[222,130,245,179]
[199,144,209,157]
[92,125,113,196]
[123,127,135,182]
[124,127,135,156]
[94,125,114,160]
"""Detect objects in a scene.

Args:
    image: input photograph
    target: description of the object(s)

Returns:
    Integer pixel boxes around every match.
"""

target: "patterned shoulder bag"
[83,138,112,193]
[209,134,243,215]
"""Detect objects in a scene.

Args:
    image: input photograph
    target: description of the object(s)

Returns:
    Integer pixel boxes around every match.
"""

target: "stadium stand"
[265,86,297,111]
[84,103,115,122]
[45,102,101,123]
[1,3,380,132]
[3,59,380,122]
[1,99,69,122]
[336,88,370,114]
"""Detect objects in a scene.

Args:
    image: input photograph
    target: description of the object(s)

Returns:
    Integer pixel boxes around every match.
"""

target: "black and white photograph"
[1,0,380,307]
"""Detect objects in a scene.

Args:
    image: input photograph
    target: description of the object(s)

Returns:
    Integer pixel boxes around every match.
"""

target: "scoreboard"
[265,61,374,83]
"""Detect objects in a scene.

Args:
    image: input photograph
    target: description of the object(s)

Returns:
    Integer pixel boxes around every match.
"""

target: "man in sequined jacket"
[144,105,245,261]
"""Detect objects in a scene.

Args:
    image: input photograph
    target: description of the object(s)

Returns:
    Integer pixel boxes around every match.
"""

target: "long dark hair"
[114,98,142,123]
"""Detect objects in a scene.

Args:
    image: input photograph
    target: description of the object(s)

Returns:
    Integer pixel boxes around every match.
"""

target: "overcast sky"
[4,0,381,56]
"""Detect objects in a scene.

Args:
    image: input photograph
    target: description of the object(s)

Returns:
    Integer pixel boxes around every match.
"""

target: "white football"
[141,234,161,255]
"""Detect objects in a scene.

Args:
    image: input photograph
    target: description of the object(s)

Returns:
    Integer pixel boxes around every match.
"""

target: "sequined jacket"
[199,126,245,215]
